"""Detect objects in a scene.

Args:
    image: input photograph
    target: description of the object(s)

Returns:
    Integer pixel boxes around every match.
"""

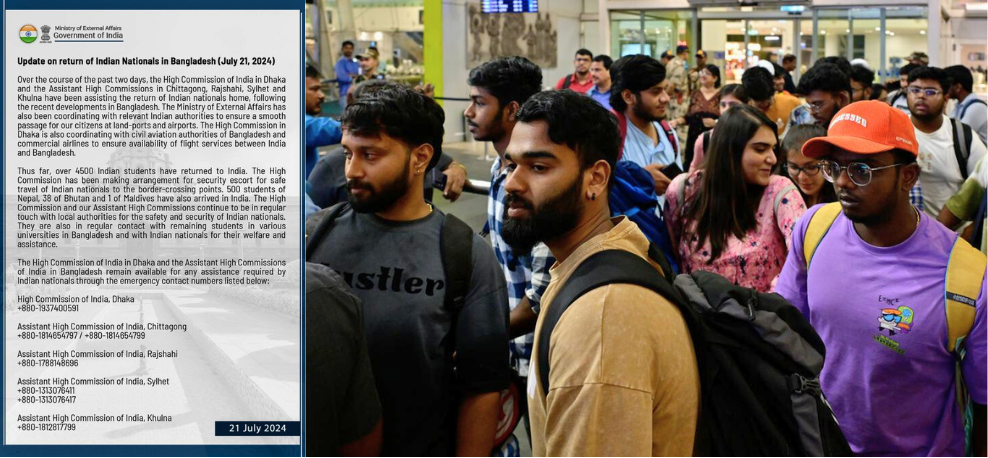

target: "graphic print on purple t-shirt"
[775,204,987,457]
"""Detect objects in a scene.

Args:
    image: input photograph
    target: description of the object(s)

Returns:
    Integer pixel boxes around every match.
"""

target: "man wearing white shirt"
[908,66,987,218]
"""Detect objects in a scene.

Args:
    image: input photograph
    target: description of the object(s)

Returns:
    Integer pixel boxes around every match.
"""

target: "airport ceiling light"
[920,30,926,34]
[966,2,987,10]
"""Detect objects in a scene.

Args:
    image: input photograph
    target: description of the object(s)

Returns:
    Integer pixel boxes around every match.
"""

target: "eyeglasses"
[807,100,829,113]
[785,162,825,177]
[907,87,942,97]
[821,161,908,186]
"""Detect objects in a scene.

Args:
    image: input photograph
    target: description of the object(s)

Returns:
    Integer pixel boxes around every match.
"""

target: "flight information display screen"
[482,0,538,13]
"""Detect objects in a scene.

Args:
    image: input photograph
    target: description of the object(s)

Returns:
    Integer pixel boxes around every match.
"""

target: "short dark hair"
[870,83,887,100]
[944,65,974,93]
[676,45,689,55]
[705,64,722,88]
[341,84,445,170]
[907,66,952,93]
[771,62,786,78]
[796,63,852,97]
[849,64,875,86]
[515,90,621,187]
[782,54,796,64]
[609,55,666,112]
[718,83,749,103]
[815,56,852,77]
[741,67,774,102]
[305,65,323,80]
[899,63,922,77]
[468,56,543,109]
[351,79,400,100]
[575,49,593,59]
[592,54,613,70]
[342,40,354,48]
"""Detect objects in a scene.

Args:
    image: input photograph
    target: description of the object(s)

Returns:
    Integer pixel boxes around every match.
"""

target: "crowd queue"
[303,42,987,457]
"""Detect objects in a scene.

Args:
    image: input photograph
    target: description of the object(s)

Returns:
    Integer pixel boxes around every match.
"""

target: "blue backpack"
[609,161,680,274]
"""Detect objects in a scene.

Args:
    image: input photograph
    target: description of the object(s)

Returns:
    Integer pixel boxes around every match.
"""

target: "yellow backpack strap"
[802,203,843,270]
[945,238,986,354]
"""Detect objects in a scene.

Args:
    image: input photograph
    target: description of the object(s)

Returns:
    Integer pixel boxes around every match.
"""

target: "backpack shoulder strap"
[951,118,971,180]
[959,98,987,119]
[441,213,474,314]
[562,74,573,90]
[659,119,678,153]
[802,202,843,269]
[891,90,905,106]
[537,249,679,395]
[304,202,349,261]
[945,237,985,354]
[774,183,798,215]
[439,212,474,374]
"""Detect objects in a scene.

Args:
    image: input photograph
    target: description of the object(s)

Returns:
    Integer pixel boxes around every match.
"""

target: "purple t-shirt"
[776,204,987,457]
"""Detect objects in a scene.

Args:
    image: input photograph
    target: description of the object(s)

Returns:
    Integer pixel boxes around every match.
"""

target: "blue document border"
[1,0,307,456]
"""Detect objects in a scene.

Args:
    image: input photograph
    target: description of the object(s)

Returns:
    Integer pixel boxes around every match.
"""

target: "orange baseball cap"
[801,100,919,159]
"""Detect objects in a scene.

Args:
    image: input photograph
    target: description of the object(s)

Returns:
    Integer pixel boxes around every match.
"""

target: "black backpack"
[304,202,473,358]
[538,248,853,456]
[561,74,573,90]
[950,118,975,180]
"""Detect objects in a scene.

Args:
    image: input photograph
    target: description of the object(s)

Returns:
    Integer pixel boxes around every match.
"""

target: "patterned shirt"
[664,172,807,293]
[910,180,925,213]
[487,157,554,377]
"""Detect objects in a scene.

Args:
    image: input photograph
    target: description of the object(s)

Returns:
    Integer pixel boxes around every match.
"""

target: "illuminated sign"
[482,0,539,13]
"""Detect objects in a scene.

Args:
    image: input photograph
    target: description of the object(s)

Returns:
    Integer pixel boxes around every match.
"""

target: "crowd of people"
[304,40,987,457]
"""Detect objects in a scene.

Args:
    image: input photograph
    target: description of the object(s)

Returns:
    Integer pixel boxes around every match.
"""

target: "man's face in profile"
[305,76,325,115]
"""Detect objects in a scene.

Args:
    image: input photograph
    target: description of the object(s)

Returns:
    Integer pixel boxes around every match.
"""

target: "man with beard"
[907,66,986,218]
[502,90,699,456]
[308,79,467,209]
[610,54,681,198]
[464,57,554,397]
[775,101,986,457]
[554,49,594,94]
[782,63,852,140]
[849,64,874,103]
[306,84,509,456]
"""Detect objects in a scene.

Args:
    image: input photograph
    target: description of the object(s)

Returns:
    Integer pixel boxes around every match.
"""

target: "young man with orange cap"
[775,101,987,456]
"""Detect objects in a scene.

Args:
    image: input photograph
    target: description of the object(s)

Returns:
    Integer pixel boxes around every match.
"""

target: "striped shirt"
[487,157,554,377]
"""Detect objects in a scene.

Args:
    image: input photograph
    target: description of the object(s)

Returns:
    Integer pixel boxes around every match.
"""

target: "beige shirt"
[528,217,700,456]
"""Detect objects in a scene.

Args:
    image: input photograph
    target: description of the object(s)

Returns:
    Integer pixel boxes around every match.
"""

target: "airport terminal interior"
[302,0,987,456]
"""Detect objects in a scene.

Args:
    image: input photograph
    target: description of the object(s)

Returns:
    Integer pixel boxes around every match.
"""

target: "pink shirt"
[690,130,709,171]
[664,171,807,292]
